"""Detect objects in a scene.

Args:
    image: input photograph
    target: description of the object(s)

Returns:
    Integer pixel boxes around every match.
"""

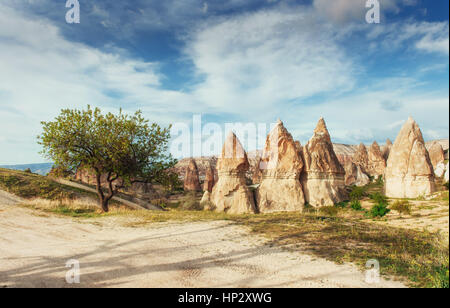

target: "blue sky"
[0,0,448,164]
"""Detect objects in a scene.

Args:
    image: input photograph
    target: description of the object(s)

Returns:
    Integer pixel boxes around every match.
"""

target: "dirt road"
[0,190,404,288]
[55,179,161,211]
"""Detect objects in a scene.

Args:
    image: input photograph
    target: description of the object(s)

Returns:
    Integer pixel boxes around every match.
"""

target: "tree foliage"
[38,106,177,211]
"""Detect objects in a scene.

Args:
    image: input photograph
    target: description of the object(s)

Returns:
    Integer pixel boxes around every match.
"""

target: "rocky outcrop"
[352,143,369,174]
[301,118,346,207]
[209,132,256,214]
[367,141,386,177]
[427,141,445,170]
[344,161,370,187]
[256,120,305,213]
[203,163,216,192]
[385,117,435,198]
[184,159,201,192]
[382,139,393,161]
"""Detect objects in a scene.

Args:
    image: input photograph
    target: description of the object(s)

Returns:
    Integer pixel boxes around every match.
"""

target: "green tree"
[38,106,177,212]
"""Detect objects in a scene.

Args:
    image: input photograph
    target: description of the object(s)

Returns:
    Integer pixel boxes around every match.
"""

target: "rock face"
[210,132,256,214]
[434,162,446,178]
[344,161,370,187]
[203,163,216,192]
[256,120,305,213]
[382,139,393,161]
[367,141,386,177]
[184,159,201,192]
[352,143,369,174]
[301,118,346,207]
[427,142,445,169]
[385,117,435,198]
[445,162,449,183]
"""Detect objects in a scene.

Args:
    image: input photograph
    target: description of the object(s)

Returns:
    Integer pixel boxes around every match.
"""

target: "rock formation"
[203,162,216,192]
[434,162,446,178]
[382,138,393,161]
[184,159,201,192]
[344,161,370,187]
[209,132,256,214]
[256,120,305,213]
[352,143,369,174]
[367,141,386,177]
[445,162,449,183]
[301,118,346,207]
[385,117,435,198]
[427,141,445,170]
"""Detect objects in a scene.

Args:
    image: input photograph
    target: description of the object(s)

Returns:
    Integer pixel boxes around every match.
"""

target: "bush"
[375,175,384,186]
[368,203,390,218]
[350,200,362,211]
[391,200,412,216]
[349,186,366,201]
[335,201,348,208]
[369,192,388,206]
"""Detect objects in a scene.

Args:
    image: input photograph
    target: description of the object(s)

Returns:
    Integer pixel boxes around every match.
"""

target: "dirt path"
[55,179,161,211]
[0,191,405,288]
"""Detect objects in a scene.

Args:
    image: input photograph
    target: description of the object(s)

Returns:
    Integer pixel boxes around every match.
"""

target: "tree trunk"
[95,172,109,212]
[101,199,109,213]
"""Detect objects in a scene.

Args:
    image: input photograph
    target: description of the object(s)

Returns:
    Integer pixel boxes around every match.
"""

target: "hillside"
[0,163,53,176]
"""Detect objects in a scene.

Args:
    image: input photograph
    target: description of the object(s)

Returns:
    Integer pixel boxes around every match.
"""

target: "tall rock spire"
[385,117,435,198]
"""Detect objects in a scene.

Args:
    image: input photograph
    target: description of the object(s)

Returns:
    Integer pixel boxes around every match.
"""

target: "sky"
[0,0,448,164]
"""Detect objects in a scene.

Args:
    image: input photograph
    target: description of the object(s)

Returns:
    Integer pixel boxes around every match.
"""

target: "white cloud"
[367,21,449,55]
[0,4,197,163]
[186,8,356,114]
[0,2,448,163]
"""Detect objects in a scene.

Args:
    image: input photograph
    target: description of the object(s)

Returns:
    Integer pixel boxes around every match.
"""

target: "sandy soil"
[361,198,449,240]
[0,190,404,288]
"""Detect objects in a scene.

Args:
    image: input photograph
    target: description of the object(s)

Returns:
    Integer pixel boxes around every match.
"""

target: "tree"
[38,106,177,212]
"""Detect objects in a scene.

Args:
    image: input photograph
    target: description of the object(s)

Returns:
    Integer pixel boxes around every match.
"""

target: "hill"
[0,163,53,176]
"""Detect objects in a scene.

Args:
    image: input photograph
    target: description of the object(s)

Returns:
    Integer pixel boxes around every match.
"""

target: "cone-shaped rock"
[428,142,445,170]
[203,162,216,192]
[382,139,393,161]
[301,118,346,207]
[368,141,386,177]
[184,159,201,191]
[210,132,256,214]
[385,117,435,198]
[256,120,305,213]
[352,143,369,174]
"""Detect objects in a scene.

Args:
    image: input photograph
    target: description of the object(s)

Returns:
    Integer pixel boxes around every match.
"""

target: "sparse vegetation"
[0,168,82,200]
[350,200,363,211]
[349,186,366,201]
[391,200,413,216]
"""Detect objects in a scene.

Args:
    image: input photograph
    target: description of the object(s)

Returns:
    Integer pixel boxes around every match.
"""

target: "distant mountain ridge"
[0,163,53,176]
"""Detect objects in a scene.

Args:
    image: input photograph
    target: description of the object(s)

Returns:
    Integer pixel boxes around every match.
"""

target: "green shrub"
[350,200,362,211]
[349,186,366,201]
[391,200,412,216]
[375,175,384,186]
[369,192,388,205]
[368,203,390,218]
[335,201,348,208]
